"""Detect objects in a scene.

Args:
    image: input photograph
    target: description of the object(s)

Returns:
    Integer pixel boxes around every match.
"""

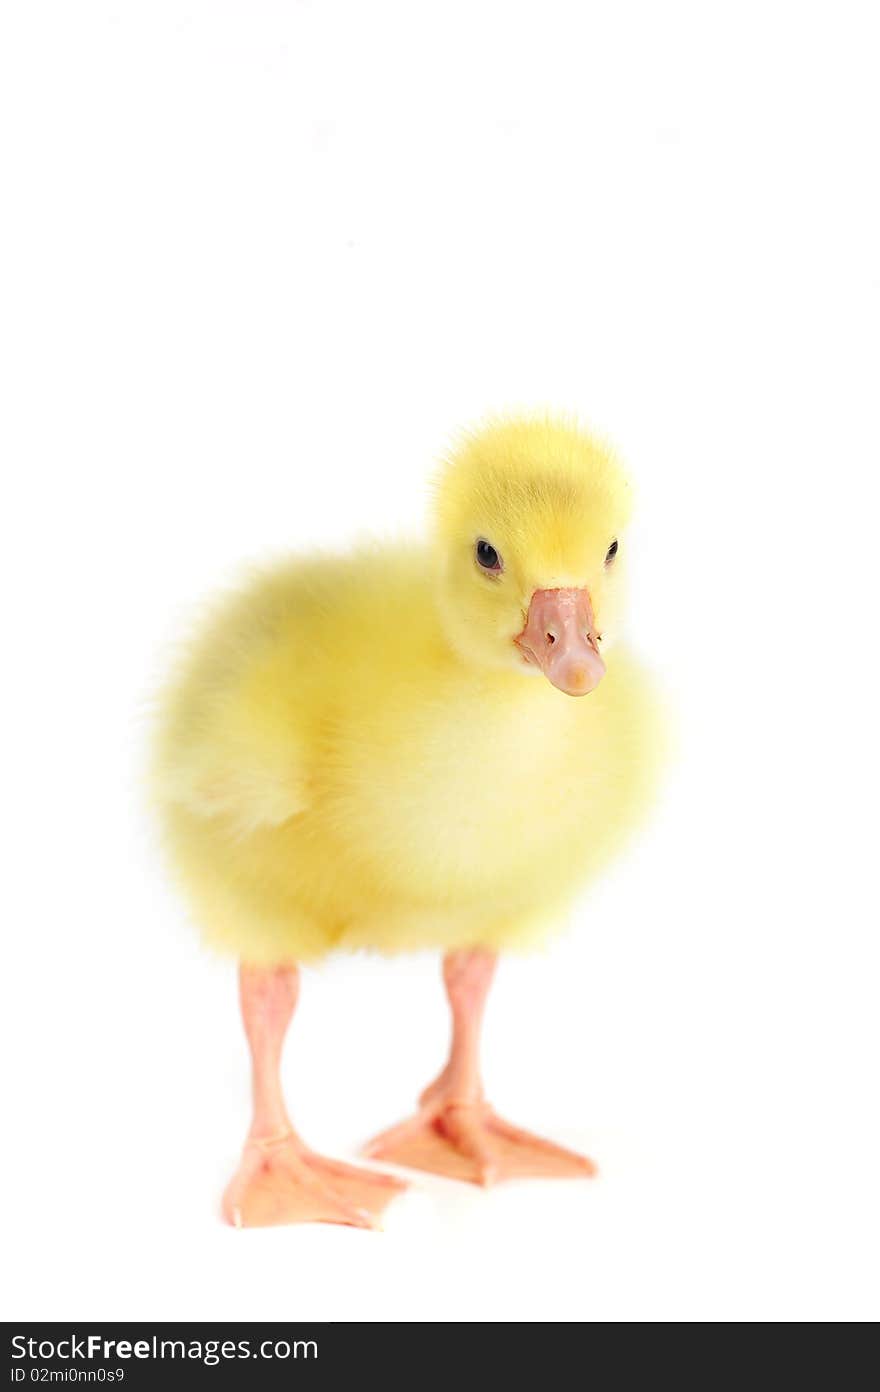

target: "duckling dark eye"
[605,539,619,565]
[475,539,502,572]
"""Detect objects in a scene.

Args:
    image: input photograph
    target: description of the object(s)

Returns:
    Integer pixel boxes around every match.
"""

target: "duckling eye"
[605,539,619,565]
[475,539,503,573]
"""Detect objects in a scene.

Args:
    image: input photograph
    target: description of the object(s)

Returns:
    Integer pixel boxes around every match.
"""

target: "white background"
[2,1,878,1323]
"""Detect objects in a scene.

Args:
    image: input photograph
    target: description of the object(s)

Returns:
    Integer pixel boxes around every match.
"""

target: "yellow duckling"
[152,415,661,1228]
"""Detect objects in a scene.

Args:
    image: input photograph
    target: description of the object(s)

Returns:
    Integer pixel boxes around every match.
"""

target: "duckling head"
[432,416,632,696]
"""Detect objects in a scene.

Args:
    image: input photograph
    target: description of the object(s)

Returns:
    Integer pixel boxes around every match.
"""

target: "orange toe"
[365,1104,596,1186]
[222,1134,406,1229]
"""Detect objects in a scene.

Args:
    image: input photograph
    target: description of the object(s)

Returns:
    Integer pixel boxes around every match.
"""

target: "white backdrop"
[2,1,878,1322]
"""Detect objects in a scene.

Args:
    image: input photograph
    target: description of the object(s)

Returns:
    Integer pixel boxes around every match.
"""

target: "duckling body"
[155,548,655,963]
[152,417,662,1227]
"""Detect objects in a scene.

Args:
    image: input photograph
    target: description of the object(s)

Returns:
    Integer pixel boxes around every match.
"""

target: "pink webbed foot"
[365,950,597,1187]
[222,1130,406,1229]
[364,1089,596,1187]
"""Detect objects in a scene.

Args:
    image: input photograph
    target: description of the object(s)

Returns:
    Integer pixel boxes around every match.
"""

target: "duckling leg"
[222,963,405,1228]
[364,950,596,1186]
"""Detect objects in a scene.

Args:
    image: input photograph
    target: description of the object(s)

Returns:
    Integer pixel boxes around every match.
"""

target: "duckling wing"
[154,662,309,838]
[152,576,311,838]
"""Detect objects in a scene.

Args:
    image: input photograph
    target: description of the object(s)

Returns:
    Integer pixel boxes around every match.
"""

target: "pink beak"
[515,587,606,696]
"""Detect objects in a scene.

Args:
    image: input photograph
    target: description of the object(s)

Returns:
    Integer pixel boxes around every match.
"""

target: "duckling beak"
[515,587,606,696]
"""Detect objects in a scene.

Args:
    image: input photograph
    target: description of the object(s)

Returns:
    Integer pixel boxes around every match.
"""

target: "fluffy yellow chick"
[152,416,660,1228]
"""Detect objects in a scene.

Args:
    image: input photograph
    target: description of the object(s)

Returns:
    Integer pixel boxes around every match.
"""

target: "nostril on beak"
[545,631,556,646]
